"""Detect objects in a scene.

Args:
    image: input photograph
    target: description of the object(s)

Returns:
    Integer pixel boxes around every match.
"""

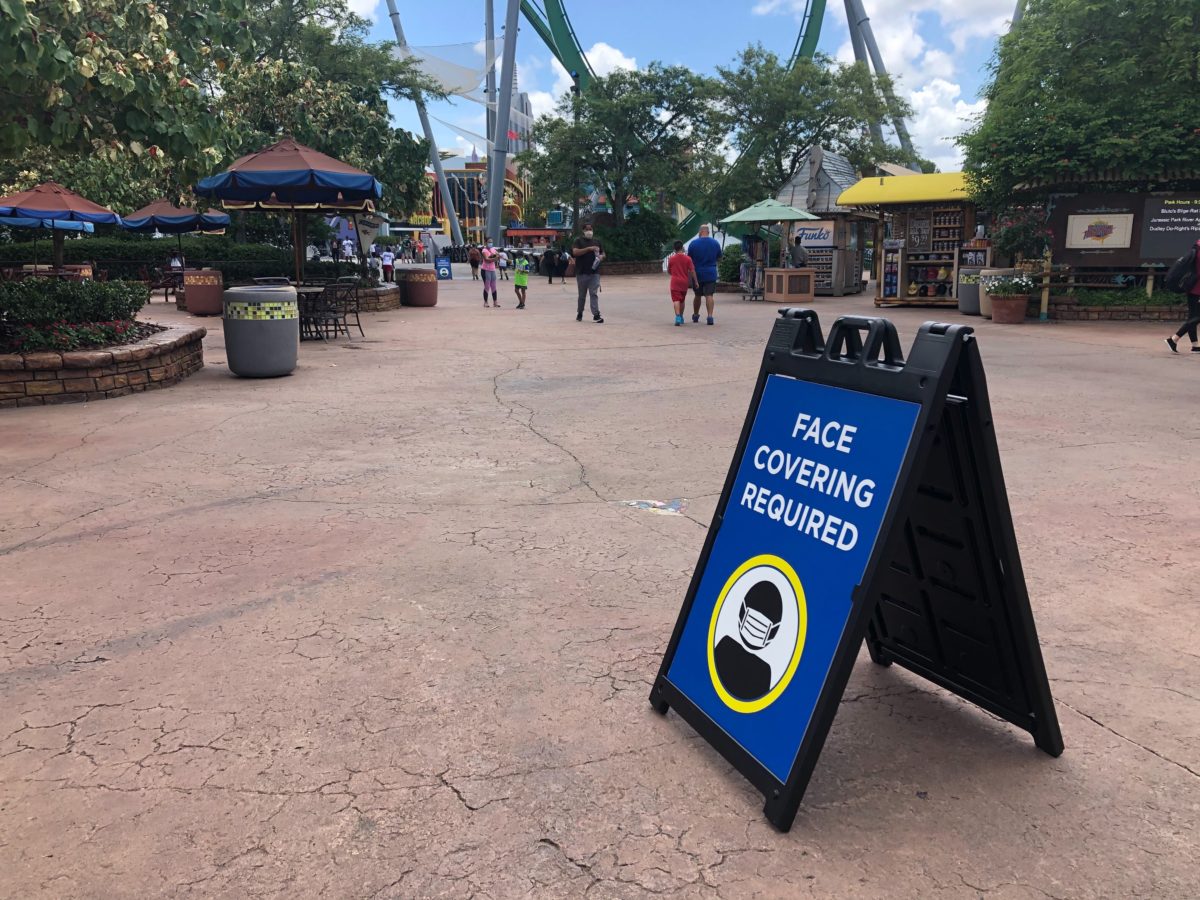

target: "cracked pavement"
[1,272,1198,898]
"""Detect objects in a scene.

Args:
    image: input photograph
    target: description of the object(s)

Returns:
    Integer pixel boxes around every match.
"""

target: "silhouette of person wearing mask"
[714,580,783,701]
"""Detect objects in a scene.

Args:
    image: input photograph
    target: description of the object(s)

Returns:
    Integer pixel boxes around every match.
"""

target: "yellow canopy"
[837,172,969,207]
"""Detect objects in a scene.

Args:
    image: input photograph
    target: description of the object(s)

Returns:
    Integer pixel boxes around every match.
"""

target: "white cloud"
[753,0,1011,170]
[906,79,988,171]
[346,0,379,21]
[519,42,638,122]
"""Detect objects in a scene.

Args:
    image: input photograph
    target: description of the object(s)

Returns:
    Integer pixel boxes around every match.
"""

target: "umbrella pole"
[291,214,302,284]
[52,231,65,270]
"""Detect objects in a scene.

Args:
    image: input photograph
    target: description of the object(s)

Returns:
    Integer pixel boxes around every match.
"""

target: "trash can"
[183,268,224,316]
[222,285,299,377]
[957,267,982,316]
[397,267,438,307]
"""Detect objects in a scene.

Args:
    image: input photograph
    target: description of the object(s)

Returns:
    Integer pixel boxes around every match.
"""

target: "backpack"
[1163,247,1198,294]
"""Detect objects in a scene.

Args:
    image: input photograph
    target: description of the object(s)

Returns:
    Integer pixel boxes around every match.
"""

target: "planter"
[396,268,438,307]
[991,294,1030,324]
[979,267,1016,320]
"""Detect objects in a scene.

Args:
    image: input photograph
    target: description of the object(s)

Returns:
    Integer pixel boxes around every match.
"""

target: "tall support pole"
[384,0,465,246]
[485,0,496,146]
[844,0,883,147]
[486,0,521,244]
[1012,0,1025,25]
[844,0,915,157]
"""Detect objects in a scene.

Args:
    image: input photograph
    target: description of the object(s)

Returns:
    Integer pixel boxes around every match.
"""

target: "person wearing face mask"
[571,228,604,323]
[480,240,500,307]
[713,580,782,701]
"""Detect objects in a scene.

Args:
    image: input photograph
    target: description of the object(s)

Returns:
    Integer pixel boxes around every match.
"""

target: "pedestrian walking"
[1165,238,1200,353]
[556,244,569,284]
[572,229,604,323]
[498,248,510,280]
[687,225,722,325]
[543,247,559,285]
[342,237,356,262]
[513,251,530,308]
[380,247,395,283]
[480,239,500,307]
[468,244,482,281]
[667,240,699,326]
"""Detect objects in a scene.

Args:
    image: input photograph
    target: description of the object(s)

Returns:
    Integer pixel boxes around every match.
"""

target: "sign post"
[434,254,453,281]
[650,309,1063,832]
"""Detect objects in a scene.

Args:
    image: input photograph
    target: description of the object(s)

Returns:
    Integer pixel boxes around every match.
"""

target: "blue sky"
[354,0,1019,172]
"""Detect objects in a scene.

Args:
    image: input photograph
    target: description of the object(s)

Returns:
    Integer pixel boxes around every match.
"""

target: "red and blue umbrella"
[196,139,382,281]
[121,199,230,234]
[0,182,119,268]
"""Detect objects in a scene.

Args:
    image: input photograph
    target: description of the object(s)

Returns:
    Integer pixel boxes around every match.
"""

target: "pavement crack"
[1060,700,1198,779]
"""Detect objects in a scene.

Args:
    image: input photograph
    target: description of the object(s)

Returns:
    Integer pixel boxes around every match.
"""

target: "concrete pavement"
[1,268,1197,898]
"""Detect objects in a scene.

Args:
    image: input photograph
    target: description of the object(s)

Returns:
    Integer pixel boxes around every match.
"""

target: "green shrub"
[718,245,744,283]
[0,279,149,326]
[593,210,678,262]
[1069,288,1155,307]
[3,320,148,353]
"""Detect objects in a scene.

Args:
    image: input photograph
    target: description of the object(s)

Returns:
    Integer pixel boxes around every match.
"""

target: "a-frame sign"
[650,309,1063,833]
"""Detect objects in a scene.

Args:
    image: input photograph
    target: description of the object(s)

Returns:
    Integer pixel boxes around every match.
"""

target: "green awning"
[719,198,820,225]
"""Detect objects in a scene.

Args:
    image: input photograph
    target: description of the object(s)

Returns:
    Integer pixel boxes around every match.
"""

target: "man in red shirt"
[667,240,699,326]
[1166,238,1200,352]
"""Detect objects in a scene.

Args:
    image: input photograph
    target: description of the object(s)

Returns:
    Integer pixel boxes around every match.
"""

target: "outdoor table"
[295,285,328,341]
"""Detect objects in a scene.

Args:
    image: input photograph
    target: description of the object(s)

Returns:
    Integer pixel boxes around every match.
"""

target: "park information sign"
[651,310,1063,832]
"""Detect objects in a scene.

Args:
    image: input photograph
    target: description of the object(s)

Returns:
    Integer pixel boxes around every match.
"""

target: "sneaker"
[576,313,583,321]
[674,314,683,326]
[692,314,700,323]
[1166,337,1179,353]
[707,316,714,326]
[493,302,501,307]
[593,315,604,323]
[517,303,525,309]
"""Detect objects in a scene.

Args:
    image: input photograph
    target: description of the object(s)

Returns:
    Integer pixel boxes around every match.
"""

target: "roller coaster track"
[519,0,827,238]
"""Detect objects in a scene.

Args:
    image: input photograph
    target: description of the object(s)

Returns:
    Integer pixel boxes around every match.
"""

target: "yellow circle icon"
[706,554,807,714]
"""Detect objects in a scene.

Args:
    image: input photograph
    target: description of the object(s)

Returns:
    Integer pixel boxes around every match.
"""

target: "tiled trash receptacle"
[222,285,299,377]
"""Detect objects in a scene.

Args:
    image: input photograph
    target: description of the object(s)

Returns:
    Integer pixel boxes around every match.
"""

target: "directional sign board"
[435,255,453,280]
[651,310,1063,832]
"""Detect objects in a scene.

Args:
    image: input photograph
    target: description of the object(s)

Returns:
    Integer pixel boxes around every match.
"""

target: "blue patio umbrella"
[121,199,230,260]
[0,217,94,268]
[196,139,382,281]
[0,182,120,268]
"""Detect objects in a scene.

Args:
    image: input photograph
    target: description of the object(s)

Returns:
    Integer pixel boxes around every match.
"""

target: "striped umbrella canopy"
[121,199,230,234]
[195,139,382,281]
[195,139,382,211]
[0,181,122,225]
[0,217,94,268]
[0,182,118,268]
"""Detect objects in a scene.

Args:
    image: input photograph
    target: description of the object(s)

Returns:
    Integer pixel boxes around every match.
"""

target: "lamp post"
[570,71,581,233]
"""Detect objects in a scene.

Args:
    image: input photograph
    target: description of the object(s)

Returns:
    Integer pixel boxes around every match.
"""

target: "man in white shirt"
[380,248,395,282]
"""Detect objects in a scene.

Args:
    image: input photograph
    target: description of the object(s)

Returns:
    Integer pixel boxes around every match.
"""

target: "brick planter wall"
[358,284,401,312]
[1048,295,1188,321]
[0,324,206,409]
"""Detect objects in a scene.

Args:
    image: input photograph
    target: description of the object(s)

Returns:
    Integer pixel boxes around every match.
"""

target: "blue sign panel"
[434,255,453,280]
[666,374,919,783]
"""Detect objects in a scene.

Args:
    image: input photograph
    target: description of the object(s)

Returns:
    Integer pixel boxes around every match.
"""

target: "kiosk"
[838,172,991,308]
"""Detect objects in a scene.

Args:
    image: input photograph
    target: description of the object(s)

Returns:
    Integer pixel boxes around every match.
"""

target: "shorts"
[670,285,689,303]
[696,281,717,296]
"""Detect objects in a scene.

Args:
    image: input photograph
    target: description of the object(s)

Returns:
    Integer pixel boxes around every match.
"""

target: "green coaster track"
[518,0,829,238]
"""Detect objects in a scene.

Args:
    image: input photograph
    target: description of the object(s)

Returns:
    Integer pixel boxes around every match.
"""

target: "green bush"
[593,210,678,262]
[0,279,149,326]
[3,320,148,353]
[718,245,744,283]
[1069,288,1155,307]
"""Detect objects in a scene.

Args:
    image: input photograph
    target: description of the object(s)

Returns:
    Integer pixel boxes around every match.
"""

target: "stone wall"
[0,324,206,409]
[358,284,402,312]
[1048,295,1188,321]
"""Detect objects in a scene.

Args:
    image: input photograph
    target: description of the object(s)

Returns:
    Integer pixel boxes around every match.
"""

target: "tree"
[0,0,251,169]
[217,57,432,215]
[715,46,904,207]
[959,0,1200,211]
[518,64,719,226]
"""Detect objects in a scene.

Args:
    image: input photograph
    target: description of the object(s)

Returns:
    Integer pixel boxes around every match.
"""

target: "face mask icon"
[739,604,780,650]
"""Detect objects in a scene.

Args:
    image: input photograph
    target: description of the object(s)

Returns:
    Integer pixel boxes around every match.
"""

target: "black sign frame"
[650,309,1063,832]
